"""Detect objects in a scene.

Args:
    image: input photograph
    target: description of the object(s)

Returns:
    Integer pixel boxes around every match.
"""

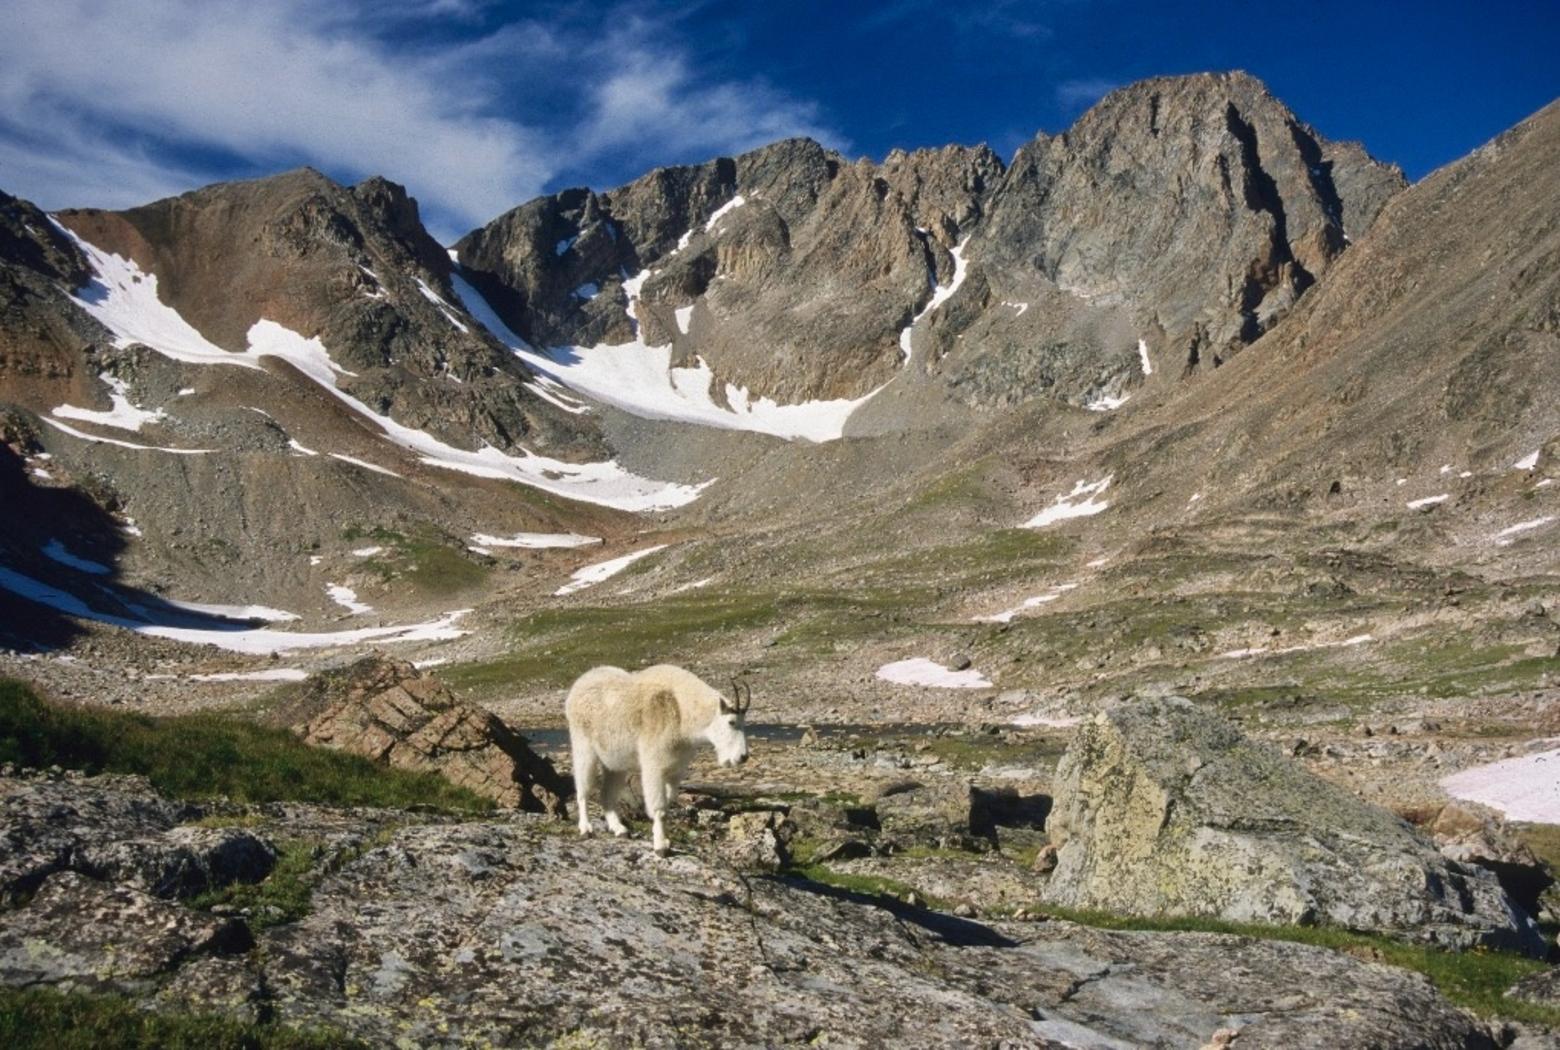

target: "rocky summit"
[0,67,1558,1047]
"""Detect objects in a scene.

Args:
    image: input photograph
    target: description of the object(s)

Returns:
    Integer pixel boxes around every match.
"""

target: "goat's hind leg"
[600,768,629,837]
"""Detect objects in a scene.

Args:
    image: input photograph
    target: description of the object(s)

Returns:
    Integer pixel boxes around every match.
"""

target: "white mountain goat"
[565,665,751,855]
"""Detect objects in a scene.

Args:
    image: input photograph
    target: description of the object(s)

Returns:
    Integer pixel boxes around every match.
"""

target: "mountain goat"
[565,664,751,856]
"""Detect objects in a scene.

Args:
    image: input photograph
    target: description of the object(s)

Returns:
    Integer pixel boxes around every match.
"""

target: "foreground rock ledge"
[0,774,1500,1049]
[1043,696,1546,957]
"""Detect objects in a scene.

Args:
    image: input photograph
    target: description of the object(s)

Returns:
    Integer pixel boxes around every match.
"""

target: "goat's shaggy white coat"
[565,664,749,854]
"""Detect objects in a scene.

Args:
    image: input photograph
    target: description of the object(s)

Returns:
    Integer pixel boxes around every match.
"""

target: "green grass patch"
[0,679,492,813]
[1030,904,1558,1024]
[786,850,1556,1024]
[188,839,319,929]
[785,862,944,909]
[446,585,932,692]
[341,524,486,596]
[189,828,398,931]
[0,985,362,1049]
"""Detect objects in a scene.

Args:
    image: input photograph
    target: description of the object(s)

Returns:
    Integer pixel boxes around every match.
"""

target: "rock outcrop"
[1042,697,1546,957]
[0,771,1502,1049]
[286,655,570,814]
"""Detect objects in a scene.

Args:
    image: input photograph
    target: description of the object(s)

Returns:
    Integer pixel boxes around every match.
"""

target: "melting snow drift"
[471,531,601,549]
[1441,748,1560,824]
[0,565,468,654]
[1025,477,1112,528]
[554,545,668,596]
[877,658,992,689]
[451,267,877,444]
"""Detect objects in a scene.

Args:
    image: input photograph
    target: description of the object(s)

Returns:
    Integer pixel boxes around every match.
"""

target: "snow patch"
[1407,494,1450,510]
[1441,748,1560,824]
[674,304,695,334]
[897,236,970,366]
[999,300,1029,317]
[1085,392,1130,412]
[329,453,401,478]
[0,564,468,654]
[457,268,877,444]
[1011,713,1082,729]
[1137,338,1153,377]
[288,440,319,456]
[976,582,1080,624]
[1494,516,1556,545]
[415,278,470,333]
[43,417,212,455]
[351,546,384,557]
[327,584,372,615]
[171,669,310,683]
[876,658,992,689]
[554,545,668,596]
[155,598,299,623]
[1025,476,1111,528]
[41,539,110,575]
[53,374,165,432]
[1514,450,1540,471]
[470,531,601,549]
[573,282,600,300]
[555,236,576,256]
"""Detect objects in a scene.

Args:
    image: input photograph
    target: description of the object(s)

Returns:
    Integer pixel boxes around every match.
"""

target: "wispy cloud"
[0,0,842,239]
[1054,77,1121,115]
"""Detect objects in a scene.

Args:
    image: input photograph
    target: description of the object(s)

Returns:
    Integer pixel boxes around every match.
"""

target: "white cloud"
[1055,77,1121,115]
[0,0,840,238]
[578,49,837,168]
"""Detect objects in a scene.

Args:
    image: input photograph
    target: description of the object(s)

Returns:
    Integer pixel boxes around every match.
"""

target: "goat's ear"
[718,696,735,715]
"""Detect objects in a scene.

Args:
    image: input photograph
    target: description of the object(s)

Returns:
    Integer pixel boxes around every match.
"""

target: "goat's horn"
[737,680,752,712]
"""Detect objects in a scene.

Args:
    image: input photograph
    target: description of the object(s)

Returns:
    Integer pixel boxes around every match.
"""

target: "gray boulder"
[0,773,275,903]
[0,871,252,990]
[1042,697,1546,957]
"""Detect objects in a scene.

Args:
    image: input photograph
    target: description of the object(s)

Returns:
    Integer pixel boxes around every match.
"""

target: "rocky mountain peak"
[451,72,1408,417]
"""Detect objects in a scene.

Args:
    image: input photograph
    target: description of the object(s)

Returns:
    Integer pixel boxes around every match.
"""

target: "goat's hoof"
[577,825,592,837]
[606,821,627,837]
[653,845,669,858]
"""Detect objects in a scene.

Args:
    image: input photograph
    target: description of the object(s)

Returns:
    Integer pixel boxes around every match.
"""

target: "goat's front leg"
[639,763,670,856]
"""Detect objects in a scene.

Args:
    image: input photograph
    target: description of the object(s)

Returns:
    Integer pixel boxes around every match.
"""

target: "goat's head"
[708,678,752,767]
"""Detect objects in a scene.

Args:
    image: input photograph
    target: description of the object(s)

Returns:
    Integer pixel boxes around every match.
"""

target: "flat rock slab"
[1043,697,1545,957]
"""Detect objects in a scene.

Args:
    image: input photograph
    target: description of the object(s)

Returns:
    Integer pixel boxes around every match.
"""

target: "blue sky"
[2,0,1555,242]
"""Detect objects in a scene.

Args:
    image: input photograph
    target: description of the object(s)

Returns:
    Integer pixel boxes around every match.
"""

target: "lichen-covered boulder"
[288,655,569,815]
[1042,697,1545,957]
